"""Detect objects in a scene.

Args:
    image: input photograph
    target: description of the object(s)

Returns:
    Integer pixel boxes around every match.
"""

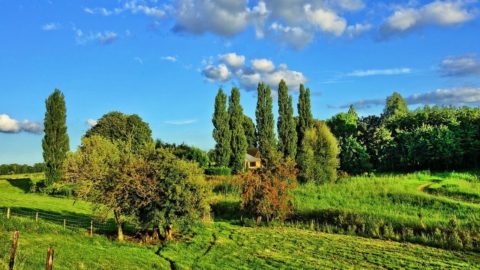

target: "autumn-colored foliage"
[240,159,297,223]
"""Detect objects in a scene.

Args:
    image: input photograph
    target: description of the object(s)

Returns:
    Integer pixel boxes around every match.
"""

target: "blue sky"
[1,0,480,164]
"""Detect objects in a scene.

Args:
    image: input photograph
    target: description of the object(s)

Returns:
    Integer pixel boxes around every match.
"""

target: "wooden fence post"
[36,212,39,223]
[90,220,93,237]
[46,247,54,270]
[7,207,10,219]
[9,230,19,270]
[63,219,66,230]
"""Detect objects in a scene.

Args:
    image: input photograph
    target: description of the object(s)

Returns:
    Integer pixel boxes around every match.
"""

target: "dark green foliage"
[298,121,339,183]
[155,140,210,168]
[204,166,232,176]
[296,84,314,152]
[382,92,408,121]
[85,111,153,152]
[0,163,44,175]
[228,88,248,174]
[42,89,69,186]
[277,80,297,159]
[255,83,278,168]
[212,89,231,167]
[339,136,372,175]
[243,115,257,149]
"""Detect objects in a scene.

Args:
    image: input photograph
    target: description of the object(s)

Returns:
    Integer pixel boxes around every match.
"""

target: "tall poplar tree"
[229,88,248,173]
[42,89,69,186]
[277,80,297,159]
[212,89,231,167]
[297,84,313,151]
[255,83,277,167]
[243,115,256,149]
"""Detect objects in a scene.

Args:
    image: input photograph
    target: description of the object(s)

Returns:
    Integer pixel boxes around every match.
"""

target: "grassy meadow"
[1,172,480,269]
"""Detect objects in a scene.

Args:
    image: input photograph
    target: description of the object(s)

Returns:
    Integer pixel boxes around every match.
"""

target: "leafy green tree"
[327,105,359,139]
[42,89,70,186]
[137,148,210,241]
[64,136,155,241]
[212,89,231,167]
[339,136,372,175]
[255,83,278,167]
[228,88,248,173]
[243,115,256,149]
[155,141,210,168]
[382,92,408,120]
[277,80,297,159]
[85,111,153,152]
[296,84,314,151]
[298,121,339,183]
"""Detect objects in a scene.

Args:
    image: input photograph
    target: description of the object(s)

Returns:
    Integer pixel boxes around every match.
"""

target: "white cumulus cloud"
[0,114,42,134]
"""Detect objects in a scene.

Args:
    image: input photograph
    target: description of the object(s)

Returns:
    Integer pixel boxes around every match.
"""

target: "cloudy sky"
[1,0,480,164]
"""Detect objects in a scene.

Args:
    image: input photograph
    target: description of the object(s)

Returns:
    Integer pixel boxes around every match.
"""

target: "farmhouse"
[244,148,261,170]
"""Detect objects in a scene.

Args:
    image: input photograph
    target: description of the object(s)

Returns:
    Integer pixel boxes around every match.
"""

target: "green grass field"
[1,172,479,269]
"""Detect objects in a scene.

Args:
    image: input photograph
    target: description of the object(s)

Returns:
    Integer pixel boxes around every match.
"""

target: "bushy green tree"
[327,105,359,139]
[42,89,70,186]
[212,89,231,166]
[85,111,153,152]
[229,88,248,173]
[339,136,372,175]
[255,83,278,167]
[298,121,339,183]
[277,80,297,159]
[155,141,209,168]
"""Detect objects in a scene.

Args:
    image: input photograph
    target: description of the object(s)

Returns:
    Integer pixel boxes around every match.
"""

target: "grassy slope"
[294,172,480,228]
[1,173,480,269]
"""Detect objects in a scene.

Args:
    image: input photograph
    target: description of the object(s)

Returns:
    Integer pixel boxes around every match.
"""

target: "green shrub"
[205,167,232,176]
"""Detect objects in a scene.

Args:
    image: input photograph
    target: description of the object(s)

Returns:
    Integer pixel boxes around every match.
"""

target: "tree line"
[0,163,44,175]
[327,92,480,174]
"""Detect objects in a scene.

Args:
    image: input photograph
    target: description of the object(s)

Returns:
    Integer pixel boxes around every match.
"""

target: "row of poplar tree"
[212,80,340,183]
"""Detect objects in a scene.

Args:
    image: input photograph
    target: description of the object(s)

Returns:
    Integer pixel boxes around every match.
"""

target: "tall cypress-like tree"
[243,115,256,149]
[297,84,313,151]
[228,88,248,173]
[212,88,231,167]
[277,80,297,159]
[255,83,277,167]
[42,89,69,185]
[383,92,408,120]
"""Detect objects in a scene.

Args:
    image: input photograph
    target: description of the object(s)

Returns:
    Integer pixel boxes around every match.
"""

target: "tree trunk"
[114,210,124,242]
[153,225,161,242]
[164,224,173,241]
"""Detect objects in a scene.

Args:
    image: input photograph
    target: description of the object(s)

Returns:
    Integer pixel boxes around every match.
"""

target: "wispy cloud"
[439,55,480,77]
[0,114,42,134]
[345,68,412,77]
[164,119,197,125]
[74,28,118,45]
[42,23,60,31]
[161,56,177,62]
[339,87,480,109]
[84,1,165,18]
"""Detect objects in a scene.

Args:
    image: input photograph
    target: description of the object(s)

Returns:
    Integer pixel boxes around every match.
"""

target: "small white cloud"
[219,53,245,69]
[269,22,314,50]
[96,31,118,45]
[161,56,177,62]
[84,1,165,18]
[304,4,347,36]
[0,114,42,134]
[345,23,372,38]
[164,119,197,125]
[74,29,118,45]
[202,64,231,82]
[346,68,412,77]
[251,58,275,73]
[42,23,60,31]
[86,119,98,127]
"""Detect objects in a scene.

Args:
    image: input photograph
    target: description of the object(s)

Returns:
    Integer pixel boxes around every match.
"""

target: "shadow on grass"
[0,206,136,237]
[211,201,242,224]
[6,178,34,193]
